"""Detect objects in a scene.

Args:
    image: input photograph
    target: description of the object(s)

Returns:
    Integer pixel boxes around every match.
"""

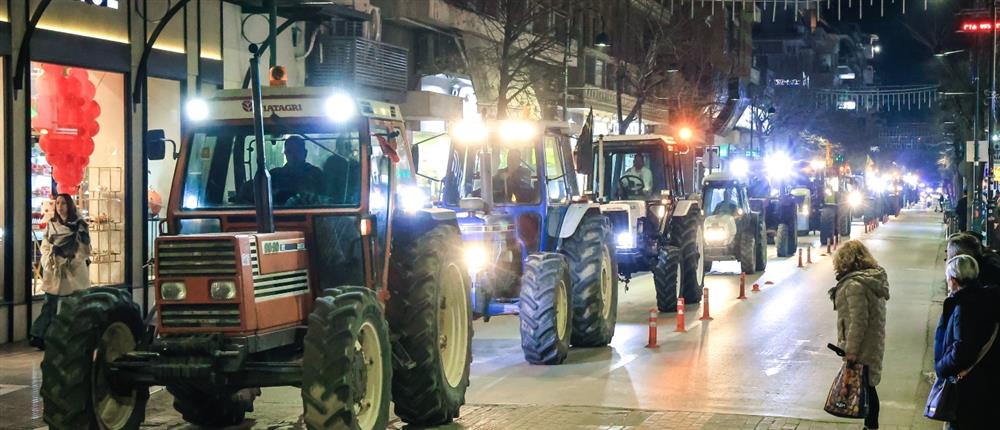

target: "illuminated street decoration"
[666,0,929,21]
[814,85,939,112]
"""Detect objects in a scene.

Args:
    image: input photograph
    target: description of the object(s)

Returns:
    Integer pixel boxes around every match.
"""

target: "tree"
[606,3,672,134]
[457,0,570,119]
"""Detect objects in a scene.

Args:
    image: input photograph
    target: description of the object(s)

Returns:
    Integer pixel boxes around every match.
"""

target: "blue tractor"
[432,120,618,365]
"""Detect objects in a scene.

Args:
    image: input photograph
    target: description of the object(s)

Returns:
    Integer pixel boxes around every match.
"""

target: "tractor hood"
[601,200,646,249]
[704,214,738,246]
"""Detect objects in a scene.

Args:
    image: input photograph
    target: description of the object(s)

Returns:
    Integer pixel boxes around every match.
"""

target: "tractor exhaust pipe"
[249,43,275,233]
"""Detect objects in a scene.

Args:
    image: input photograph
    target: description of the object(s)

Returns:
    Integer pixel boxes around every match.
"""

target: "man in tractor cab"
[269,136,324,204]
[321,137,361,204]
[711,187,739,215]
[493,148,536,203]
[621,154,653,196]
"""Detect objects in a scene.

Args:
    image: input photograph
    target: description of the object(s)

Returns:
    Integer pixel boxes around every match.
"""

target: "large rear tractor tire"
[672,215,704,304]
[840,206,852,237]
[755,226,768,272]
[387,224,471,425]
[653,246,683,312]
[738,231,757,274]
[519,253,573,365]
[775,223,792,258]
[41,287,149,430]
[167,385,247,427]
[820,207,836,246]
[302,287,392,430]
[562,213,618,347]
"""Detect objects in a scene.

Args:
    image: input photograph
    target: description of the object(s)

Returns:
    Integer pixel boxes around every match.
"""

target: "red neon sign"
[961,21,1000,32]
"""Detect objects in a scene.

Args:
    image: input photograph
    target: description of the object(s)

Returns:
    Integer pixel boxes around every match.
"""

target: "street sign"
[966,140,989,163]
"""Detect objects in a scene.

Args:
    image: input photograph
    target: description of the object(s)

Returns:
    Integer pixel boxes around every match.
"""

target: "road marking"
[0,384,27,396]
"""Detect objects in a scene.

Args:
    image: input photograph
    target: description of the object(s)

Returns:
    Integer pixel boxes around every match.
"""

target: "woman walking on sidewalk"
[28,194,91,349]
[829,240,889,430]
[933,255,1000,429]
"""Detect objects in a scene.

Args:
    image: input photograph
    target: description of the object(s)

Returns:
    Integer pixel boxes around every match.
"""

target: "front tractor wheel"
[387,224,471,426]
[519,253,573,365]
[302,287,392,430]
[775,223,792,258]
[653,246,683,312]
[41,287,149,430]
[673,215,705,304]
[562,213,618,347]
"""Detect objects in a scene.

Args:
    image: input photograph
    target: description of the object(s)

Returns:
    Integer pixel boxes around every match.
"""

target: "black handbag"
[925,324,998,421]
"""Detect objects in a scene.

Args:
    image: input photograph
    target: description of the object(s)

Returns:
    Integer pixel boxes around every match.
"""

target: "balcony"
[567,86,669,123]
[307,37,409,95]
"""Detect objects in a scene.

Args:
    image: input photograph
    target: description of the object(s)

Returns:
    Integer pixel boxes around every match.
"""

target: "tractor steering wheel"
[618,175,646,198]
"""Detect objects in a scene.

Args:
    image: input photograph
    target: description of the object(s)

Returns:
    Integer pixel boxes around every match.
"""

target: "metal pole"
[970,36,981,234]
[268,0,278,68]
[989,0,998,246]
[249,44,275,233]
[562,4,572,121]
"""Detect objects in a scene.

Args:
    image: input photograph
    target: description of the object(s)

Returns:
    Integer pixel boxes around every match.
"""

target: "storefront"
[1,0,225,343]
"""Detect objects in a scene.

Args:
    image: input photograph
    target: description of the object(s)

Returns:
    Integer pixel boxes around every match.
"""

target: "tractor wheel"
[41,287,148,430]
[562,213,618,347]
[653,246,683,312]
[387,224,470,425]
[738,231,757,274]
[519,253,573,365]
[302,287,391,430]
[755,227,768,272]
[672,215,704,304]
[775,223,792,257]
[167,385,247,427]
[840,206,852,237]
[820,207,836,246]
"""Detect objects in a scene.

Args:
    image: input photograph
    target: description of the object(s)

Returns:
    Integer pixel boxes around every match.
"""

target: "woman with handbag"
[27,194,91,350]
[830,240,889,429]
[931,254,1000,429]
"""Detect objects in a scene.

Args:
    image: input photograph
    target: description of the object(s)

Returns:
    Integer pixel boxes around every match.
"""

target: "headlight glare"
[848,191,863,208]
[161,282,187,301]
[464,246,488,273]
[210,281,237,300]
[616,232,634,248]
[705,227,728,243]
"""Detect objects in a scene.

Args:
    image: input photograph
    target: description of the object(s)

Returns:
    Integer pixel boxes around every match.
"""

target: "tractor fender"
[672,199,700,218]
[557,203,601,239]
[392,208,460,245]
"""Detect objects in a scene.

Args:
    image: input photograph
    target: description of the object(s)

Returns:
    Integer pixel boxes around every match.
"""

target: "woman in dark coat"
[934,254,1000,429]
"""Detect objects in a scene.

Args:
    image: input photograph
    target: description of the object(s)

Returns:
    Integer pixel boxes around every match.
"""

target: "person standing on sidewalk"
[933,255,1000,429]
[946,232,1000,287]
[829,240,889,430]
[28,194,91,349]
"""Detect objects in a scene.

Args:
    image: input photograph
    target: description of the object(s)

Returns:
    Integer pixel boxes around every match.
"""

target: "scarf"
[48,219,90,259]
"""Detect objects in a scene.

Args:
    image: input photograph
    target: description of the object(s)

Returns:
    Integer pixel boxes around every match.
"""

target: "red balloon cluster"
[33,64,101,195]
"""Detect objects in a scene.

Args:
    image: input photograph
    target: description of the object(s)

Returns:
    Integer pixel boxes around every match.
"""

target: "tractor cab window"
[704,183,741,215]
[596,149,668,200]
[180,125,362,210]
[449,145,540,205]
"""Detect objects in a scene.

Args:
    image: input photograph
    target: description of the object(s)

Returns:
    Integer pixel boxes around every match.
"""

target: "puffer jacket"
[40,220,91,296]
[832,267,890,386]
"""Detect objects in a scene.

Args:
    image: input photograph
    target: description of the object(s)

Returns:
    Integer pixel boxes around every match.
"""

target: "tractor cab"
[702,172,767,274]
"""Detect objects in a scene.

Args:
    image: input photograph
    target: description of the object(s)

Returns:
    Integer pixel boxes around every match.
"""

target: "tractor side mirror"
[145,130,166,160]
[459,197,489,213]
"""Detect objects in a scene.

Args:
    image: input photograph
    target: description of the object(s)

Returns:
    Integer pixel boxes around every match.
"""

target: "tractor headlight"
[161,282,187,301]
[800,204,810,215]
[464,245,488,273]
[848,191,863,208]
[616,232,634,249]
[705,227,728,243]
[185,99,209,121]
[398,185,428,212]
[324,92,356,123]
[210,281,237,300]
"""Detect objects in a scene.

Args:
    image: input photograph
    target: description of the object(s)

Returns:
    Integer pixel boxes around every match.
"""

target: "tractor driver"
[712,187,739,215]
[493,148,536,203]
[270,136,325,205]
[621,154,653,196]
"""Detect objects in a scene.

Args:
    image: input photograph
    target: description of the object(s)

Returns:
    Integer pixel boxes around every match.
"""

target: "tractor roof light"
[729,158,750,177]
[451,120,489,145]
[497,120,538,144]
[678,127,694,141]
[324,92,356,123]
[186,98,210,122]
[765,152,792,180]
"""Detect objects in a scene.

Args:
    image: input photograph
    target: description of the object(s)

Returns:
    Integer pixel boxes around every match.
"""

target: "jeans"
[865,367,880,429]
[29,294,60,340]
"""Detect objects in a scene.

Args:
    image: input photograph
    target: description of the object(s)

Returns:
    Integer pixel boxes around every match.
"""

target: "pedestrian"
[829,240,889,430]
[933,255,1000,429]
[955,193,968,232]
[946,232,1000,287]
[28,194,91,350]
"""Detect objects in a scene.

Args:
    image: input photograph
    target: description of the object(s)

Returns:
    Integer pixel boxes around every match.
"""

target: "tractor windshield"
[703,182,741,216]
[179,124,362,210]
[443,145,541,205]
[595,148,670,200]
